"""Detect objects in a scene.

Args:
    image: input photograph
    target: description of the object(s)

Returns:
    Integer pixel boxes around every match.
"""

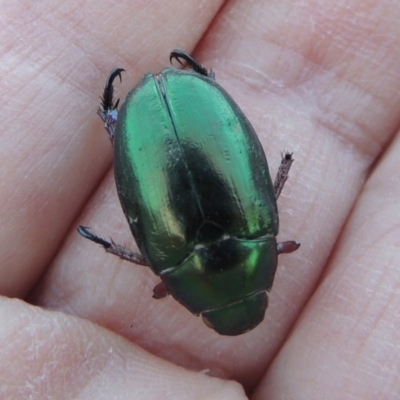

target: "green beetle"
[79,50,299,336]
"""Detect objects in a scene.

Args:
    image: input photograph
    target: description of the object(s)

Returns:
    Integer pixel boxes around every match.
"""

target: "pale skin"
[1,1,400,399]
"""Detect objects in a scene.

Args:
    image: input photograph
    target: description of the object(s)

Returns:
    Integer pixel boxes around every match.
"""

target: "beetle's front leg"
[277,240,300,254]
[77,226,147,265]
[274,152,294,200]
[152,281,170,299]
[97,68,125,144]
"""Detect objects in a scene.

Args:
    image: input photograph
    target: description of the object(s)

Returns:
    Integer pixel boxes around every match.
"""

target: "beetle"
[78,50,300,336]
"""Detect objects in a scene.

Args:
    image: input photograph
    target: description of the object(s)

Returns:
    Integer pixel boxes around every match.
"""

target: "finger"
[0,298,246,399]
[0,1,224,297]
[254,126,400,399]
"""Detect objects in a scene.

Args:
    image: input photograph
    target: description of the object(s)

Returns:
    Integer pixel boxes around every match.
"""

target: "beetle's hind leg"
[274,152,294,200]
[77,226,147,265]
[170,49,215,81]
[97,68,125,144]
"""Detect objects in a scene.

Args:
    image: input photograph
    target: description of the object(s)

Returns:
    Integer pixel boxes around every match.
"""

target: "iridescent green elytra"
[78,50,299,335]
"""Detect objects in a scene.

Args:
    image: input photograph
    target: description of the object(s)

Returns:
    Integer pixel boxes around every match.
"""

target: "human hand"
[1,1,400,399]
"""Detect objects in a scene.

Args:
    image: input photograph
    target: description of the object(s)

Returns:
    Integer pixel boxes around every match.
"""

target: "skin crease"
[1,0,400,398]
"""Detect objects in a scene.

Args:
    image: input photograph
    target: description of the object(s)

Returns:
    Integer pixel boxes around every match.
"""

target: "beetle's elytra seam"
[155,71,205,221]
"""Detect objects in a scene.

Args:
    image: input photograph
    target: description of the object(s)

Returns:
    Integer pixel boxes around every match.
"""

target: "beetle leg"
[77,226,147,265]
[97,68,125,144]
[277,241,300,254]
[170,49,215,80]
[152,281,170,299]
[274,152,294,200]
